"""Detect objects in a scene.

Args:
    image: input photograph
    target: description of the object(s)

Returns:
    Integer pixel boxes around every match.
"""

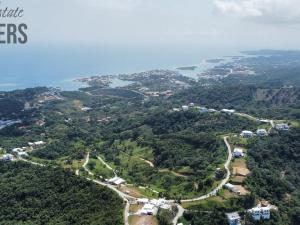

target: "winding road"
[82,152,134,225]
[19,133,233,225]
[17,105,280,225]
[172,204,185,225]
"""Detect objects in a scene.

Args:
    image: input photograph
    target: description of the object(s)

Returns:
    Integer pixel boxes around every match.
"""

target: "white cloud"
[214,0,300,23]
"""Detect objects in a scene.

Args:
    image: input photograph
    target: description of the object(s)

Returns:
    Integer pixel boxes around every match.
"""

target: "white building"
[28,141,46,148]
[108,177,125,185]
[275,124,289,131]
[261,207,271,220]
[259,119,270,123]
[208,109,217,113]
[199,107,209,113]
[226,212,241,225]
[12,148,23,153]
[1,154,14,161]
[224,183,239,194]
[137,198,149,204]
[240,130,254,138]
[140,203,158,215]
[257,129,268,136]
[250,207,261,220]
[221,109,235,115]
[81,107,92,112]
[150,198,168,207]
[233,148,244,158]
[248,206,271,221]
[17,152,29,158]
[188,103,195,107]
[182,105,189,111]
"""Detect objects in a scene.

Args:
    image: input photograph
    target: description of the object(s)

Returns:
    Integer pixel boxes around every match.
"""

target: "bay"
[0,44,240,91]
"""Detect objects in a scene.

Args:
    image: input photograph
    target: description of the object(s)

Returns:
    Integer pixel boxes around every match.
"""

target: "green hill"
[0,162,123,225]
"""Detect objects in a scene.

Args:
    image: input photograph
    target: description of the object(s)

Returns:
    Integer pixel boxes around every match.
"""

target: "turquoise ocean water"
[0,45,240,91]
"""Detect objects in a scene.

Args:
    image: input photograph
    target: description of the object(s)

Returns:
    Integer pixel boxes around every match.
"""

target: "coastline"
[0,52,243,92]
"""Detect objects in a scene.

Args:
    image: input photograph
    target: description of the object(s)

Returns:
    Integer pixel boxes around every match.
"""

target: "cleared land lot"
[129,215,158,225]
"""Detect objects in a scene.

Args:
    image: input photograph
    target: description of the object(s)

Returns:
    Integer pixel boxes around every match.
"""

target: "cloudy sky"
[6,0,300,49]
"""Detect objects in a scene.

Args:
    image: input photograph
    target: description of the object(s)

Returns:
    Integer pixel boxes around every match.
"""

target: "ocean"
[0,45,240,91]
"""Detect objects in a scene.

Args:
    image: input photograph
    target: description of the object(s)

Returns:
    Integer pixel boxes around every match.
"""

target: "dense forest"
[0,162,123,225]
[245,128,300,225]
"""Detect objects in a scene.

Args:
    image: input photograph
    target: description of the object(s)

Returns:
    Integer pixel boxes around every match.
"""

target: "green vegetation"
[245,128,300,225]
[87,157,114,179]
[0,161,123,225]
[1,51,300,224]
[181,210,227,225]
[157,209,173,225]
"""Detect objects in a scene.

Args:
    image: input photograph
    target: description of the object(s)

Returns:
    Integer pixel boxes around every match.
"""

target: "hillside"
[0,162,123,225]
[174,85,300,119]
[245,128,300,225]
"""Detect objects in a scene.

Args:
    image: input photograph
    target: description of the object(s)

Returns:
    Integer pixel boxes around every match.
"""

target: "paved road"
[140,158,154,167]
[235,112,275,131]
[172,204,185,225]
[83,153,135,225]
[235,112,257,121]
[20,108,278,225]
[18,136,232,225]
[18,157,46,167]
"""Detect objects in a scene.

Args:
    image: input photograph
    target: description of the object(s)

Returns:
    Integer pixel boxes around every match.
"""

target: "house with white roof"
[188,103,195,107]
[261,207,271,220]
[140,203,158,215]
[257,129,268,136]
[28,141,46,148]
[150,198,168,207]
[275,124,289,131]
[108,177,125,186]
[221,109,235,115]
[259,119,271,123]
[233,148,244,158]
[12,148,23,153]
[226,212,241,225]
[1,154,14,161]
[182,105,189,111]
[137,198,149,204]
[250,207,261,220]
[199,107,209,113]
[17,152,29,158]
[81,107,92,112]
[240,130,254,138]
[248,205,271,221]
[224,183,240,194]
[208,109,217,113]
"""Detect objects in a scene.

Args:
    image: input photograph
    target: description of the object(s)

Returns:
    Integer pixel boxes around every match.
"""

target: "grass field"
[182,191,237,210]
[87,158,115,179]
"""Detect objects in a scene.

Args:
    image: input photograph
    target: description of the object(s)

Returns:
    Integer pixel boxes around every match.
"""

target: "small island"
[205,58,225,63]
[176,66,198,71]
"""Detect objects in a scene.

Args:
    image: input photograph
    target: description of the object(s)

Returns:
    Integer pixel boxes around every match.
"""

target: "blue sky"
[4,0,300,49]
